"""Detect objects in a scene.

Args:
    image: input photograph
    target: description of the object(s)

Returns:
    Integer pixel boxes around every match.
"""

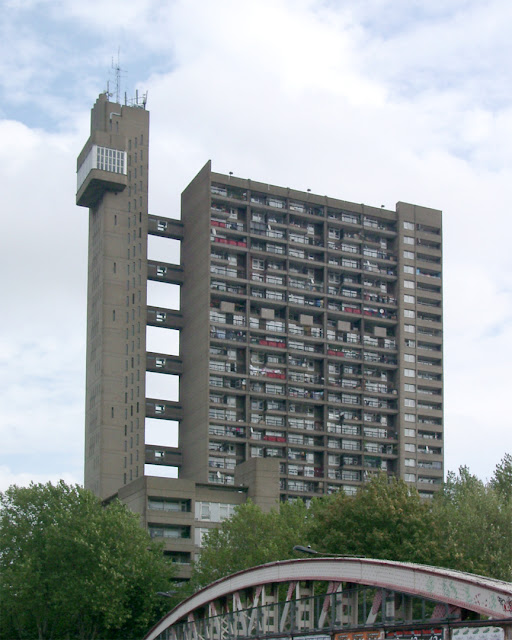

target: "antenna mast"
[112,48,123,104]
[105,50,147,108]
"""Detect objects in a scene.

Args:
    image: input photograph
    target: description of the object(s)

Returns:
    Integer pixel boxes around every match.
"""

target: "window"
[404,324,415,333]
[404,236,414,245]
[403,222,414,230]
[404,280,415,289]
[404,369,415,377]
[405,413,416,422]
[404,458,416,467]
[266,383,284,395]
[404,295,415,304]
[77,145,127,190]
[404,265,414,274]
[219,504,234,521]
[403,251,415,259]
[404,473,416,482]
[404,383,416,392]
[149,525,191,539]
[405,443,416,452]
[148,498,190,512]
[210,310,226,324]
[405,339,416,348]
[404,353,415,363]
[404,428,416,437]
[195,527,210,547]
[404,309,415,318]
[405,398,416,407]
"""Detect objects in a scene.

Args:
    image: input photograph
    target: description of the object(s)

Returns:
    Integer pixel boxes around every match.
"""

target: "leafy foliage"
[490,453,512,502]
[0,481,174,640]
[307,473,440,564]
[431,464,512,581]
[188,499,308,590]
[189,456,512,591]
[3,457,510,637]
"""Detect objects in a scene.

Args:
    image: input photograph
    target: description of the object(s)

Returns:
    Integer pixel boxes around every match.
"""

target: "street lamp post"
[293,545,318,555]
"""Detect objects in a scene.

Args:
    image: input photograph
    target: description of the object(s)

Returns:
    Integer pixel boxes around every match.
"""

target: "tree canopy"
[490,453,512,502]
[189,499,308,590]
[430,465,512,581]
[307,473,441,564]
[2,458,510,637]
[0,481,175,640]
[187,456,512,591]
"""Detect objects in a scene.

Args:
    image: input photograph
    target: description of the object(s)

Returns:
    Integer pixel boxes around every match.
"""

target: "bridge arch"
[145,558,512,640]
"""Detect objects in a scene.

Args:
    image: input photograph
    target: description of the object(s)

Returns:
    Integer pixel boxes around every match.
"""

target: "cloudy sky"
[1,0,511,492]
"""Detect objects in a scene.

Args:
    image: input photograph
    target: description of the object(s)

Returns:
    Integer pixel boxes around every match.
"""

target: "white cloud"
[0,119,87,489]
[0,466,81,494]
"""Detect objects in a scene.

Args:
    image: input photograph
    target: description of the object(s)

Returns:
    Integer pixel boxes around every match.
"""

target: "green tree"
[188,499,308,590]
[490,453,512,502]
[180,459,511,606]
[0,481,174,640]
[307,473,442,565]
[431,464,512,581]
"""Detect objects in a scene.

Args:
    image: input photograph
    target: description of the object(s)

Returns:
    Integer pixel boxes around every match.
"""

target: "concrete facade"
[77,95,443,577]
[179,161,443,500]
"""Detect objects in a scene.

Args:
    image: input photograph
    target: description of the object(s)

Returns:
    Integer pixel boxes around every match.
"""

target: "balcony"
[363,218,396,235]
[210,264,246,279]
[211,184,247,200]
[249,365,286,380]
[418,446,442,456]
[208,424,245,438]
[211,235,247,248]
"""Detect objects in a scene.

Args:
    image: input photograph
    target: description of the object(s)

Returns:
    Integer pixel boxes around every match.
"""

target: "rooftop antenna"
[111,48,125,104]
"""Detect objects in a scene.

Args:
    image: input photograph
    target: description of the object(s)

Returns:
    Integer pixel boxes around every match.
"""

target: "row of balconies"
[209,374,440,401]
[208,419,401,441]
[211,186,401,238]
[207,400,396,427]
[209,312,427,340]
[209,285,439,322]
[206,418,442,448]
[209,333,402,364]
[211,266,395,292]
[211,235,403,274]
[210,267,401,300]
[210,236,440,277]
[212,368,400,396]
[203,402,440,430]
[224,418,399,438]
[245,286,395,308]
[206,405,441,442]
[207,432,441,467]
[208,381,438,407]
